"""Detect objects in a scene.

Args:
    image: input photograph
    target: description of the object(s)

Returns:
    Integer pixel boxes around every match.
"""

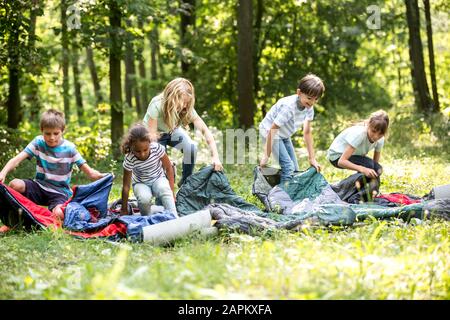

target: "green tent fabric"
[176,165,448,234]
[176,166,261,216]
[281,167,329,202]
[259,167,442,225]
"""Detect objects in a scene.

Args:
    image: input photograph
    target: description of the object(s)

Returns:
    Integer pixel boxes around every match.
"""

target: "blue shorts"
[23,179,68,211]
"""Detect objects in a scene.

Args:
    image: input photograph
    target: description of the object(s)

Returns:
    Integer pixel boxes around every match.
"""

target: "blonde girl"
[143,78,223,186]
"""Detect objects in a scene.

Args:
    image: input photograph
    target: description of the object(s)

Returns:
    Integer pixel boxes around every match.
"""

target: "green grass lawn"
[0,145,449,299]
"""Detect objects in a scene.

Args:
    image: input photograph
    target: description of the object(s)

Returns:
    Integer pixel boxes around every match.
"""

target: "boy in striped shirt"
[0,109,105,220]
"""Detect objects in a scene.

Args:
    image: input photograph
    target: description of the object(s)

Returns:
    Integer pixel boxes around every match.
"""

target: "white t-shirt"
[143,94,199,133]
[259,94,314,139]
[123,142,166,184]
[327,125,385,161]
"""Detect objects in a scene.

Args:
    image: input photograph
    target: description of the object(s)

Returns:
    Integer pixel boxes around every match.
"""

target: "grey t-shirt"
[327,125,385,161]
[259,94,314,139]
[143,94,199,133]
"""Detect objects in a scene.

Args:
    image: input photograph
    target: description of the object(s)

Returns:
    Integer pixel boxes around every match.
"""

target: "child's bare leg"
[0,225,11,233]
[9,179,26,193]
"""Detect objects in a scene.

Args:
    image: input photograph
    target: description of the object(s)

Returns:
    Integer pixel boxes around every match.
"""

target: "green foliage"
[0,126,29,168]
[0,0,449,299]
[0,118,449,299]
[1,218,448,299]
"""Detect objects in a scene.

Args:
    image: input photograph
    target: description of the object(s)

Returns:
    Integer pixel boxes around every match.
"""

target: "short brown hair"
[40,109,65,131]
[368,110,389,135]
[298,73,325,98]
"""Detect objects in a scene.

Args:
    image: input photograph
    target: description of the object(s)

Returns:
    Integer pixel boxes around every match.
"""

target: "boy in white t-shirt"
[259,74,325,184]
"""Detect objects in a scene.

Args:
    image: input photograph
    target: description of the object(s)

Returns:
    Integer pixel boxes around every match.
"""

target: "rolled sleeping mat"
[142,209,212,245]
[433,184,450,199]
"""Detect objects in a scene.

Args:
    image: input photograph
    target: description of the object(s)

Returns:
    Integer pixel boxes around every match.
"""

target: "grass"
[0,132,449,299]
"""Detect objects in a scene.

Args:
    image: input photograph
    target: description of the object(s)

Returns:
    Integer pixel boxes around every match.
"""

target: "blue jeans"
[159,127,197,186]
[133,177,178,217]
[261,135,299,183]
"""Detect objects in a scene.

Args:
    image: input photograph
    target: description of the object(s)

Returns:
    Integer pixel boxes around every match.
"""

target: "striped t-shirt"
[24,136,86,197]
[123,142,166,184]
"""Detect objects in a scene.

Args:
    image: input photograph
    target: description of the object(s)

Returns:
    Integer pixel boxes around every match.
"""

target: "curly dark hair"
[120,123,152,154]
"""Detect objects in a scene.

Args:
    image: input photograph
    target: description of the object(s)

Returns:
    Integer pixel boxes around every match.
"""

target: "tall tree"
[253,0,263,113]
[26,0,43,122]
[180,0,196,74]
[237,0,255,128]
[109,0,124,159]
[124,19,137,110]
[149,24,159,80]
[61,0,71,118]
[71,43,84,122]
[6,7,22,129]
[86,45,103,106]
[137,20,148,115]
[423,0,439,111]
[404,0,433,113]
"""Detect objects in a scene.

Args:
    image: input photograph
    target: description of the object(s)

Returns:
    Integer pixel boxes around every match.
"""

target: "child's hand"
[361,167,378,178]
[91,171,106,181]
[120,207,128,216]
[0,171,6,184]
[259,155,269,167]
[212,158,223,171]
[52,205,65,222]
[309,159,321,172]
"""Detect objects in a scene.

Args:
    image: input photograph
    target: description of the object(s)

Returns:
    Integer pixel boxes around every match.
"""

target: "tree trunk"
[124,19,135,109]
[237,0,255,128]
[27,0,41,122]
[61,0,70,118]
[134,75,142,116]
[123,19,142,114]
[138,57,147,114]
[71,44,84,122]
[7,23,21,129]
[180,0,196,75]
[404,0,433,114]
[86,45,103,105]
[253,0,263,114]
[109,0,123,159]
[149,25,158,80]
[423,0,439,112]
[137,21,148,116]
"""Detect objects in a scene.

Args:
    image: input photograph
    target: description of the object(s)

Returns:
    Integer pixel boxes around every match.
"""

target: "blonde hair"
[161,78,196,132]
[40,109,65,131]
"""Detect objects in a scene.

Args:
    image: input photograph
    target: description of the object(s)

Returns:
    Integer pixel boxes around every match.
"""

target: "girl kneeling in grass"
[327,110,389,179]
[120,123,178,217]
